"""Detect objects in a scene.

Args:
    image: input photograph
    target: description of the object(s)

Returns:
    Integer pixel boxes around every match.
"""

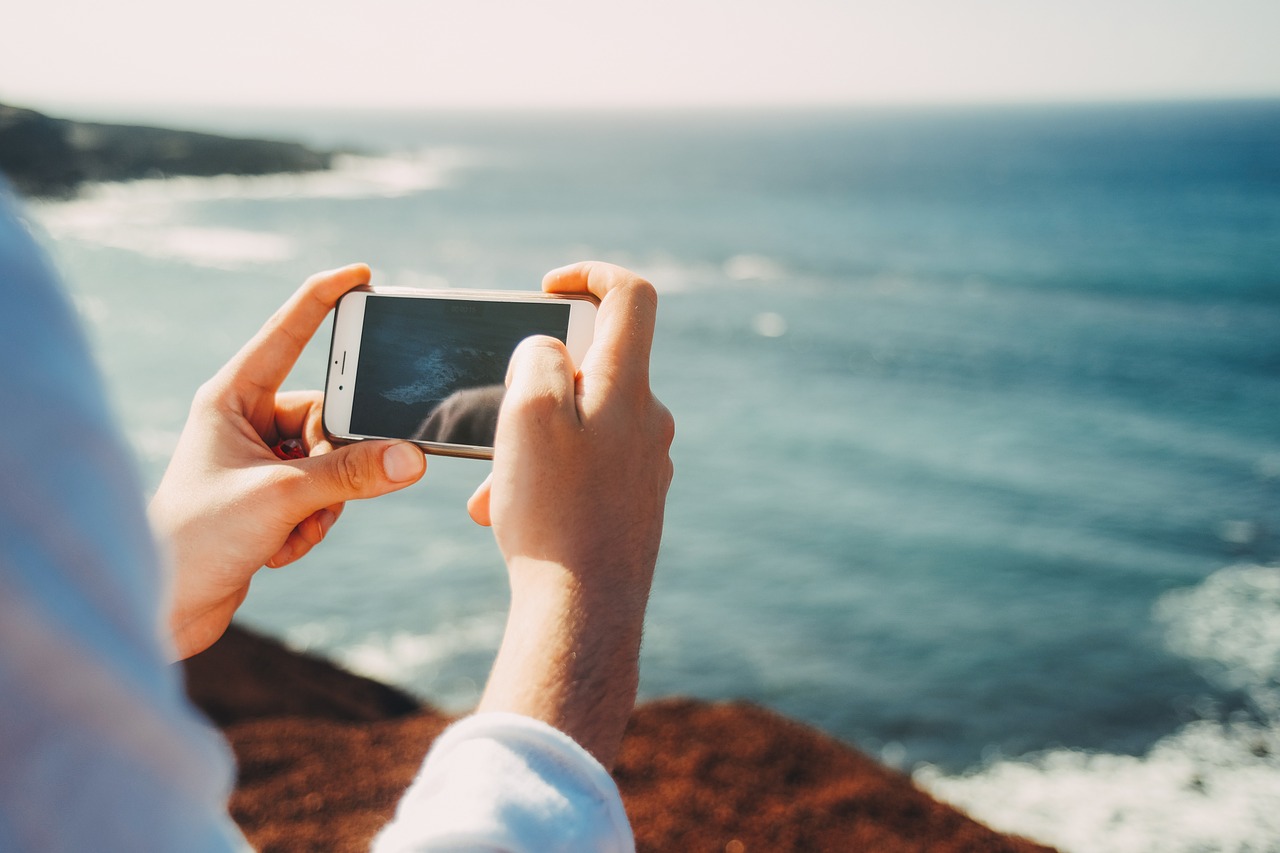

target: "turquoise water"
[32,101,1280,850]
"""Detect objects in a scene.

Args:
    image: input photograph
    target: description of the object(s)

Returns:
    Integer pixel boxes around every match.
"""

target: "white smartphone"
[323,286,598,459]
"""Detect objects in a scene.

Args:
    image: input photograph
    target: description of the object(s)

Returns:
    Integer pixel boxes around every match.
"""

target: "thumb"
[468,472,493,526]
[288,440,426,509]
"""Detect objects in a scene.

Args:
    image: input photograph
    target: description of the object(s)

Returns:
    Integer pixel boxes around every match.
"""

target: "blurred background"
[4,3,1278,851]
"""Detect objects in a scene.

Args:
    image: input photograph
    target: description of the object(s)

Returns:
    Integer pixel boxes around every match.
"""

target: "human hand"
[150,265,427,660]
[467,261,675,768]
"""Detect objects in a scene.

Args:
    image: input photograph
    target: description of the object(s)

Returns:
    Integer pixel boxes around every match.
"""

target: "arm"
[375,262,673,852]
[149,264,427,660]
[469,261,675,769]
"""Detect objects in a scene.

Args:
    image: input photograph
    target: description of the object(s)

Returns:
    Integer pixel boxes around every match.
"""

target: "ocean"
[29,101,1280,852]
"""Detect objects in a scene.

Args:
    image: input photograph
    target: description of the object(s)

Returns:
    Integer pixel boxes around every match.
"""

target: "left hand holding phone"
[150,264,427,661]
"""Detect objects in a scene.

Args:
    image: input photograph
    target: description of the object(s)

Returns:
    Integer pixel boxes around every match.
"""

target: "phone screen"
[349,295,571,448]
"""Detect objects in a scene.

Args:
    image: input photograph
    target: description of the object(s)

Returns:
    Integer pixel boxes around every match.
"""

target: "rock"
[0,102,331,198]
[184,625,1057,852]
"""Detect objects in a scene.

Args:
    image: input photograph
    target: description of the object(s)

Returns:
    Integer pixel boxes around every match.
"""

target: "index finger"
[222,263,371,394]
[543,261,657,385]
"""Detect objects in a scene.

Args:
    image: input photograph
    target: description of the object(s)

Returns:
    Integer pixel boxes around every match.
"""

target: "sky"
[3,0,1278,113]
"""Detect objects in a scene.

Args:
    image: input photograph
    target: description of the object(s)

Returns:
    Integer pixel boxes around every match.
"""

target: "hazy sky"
[4,0,1278,111]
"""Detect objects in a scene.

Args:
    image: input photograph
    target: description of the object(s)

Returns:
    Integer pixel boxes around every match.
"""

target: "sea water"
[28,102,1280,852]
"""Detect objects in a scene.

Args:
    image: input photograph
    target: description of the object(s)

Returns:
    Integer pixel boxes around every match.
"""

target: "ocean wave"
[723,253,787,282]
[916,563,1280,853]
[27,149,471,269]
[32,194,294,270]
[382,350,461,405]
[37,148,472,205]
[614,253,791,293]
[304,615,505,709]
[1157,565,1280,718]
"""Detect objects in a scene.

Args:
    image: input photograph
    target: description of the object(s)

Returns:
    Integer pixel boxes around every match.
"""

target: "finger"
[305,398,336,456]
[273,389,324,445]
[265,507,338,568]
[280,440,426,511]
[273,389,336,456]
[543,261,657,386]
[223,263,371,396]
[542,260,632,302]
[467,472,493,527]
[502,335,577,416]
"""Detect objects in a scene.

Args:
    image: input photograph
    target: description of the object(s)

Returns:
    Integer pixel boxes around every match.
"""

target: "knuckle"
[266,311,309,353]
[505,382,567,422]
[619,277,658,312]
[300,269,331,292]
[519,334,565,357]
[508,335,564,381]
[652,400,676,448]
[190,378,218,409]
[333,450,371,494]
[301,517,325,548]
[190,376,230,413]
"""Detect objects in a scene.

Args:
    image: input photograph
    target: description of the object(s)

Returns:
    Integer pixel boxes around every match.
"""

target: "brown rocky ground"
[184,624,1055,853]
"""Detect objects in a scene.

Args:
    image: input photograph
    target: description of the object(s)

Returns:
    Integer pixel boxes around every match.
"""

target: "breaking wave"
[28,149,472,269]
[916,564,1280,853]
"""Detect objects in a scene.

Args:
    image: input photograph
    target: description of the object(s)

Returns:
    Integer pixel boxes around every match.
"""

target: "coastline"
[185,624,1056,852]
[0,102,331,198]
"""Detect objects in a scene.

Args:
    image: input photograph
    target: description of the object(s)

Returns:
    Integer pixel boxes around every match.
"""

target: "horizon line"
[8,92,1280,122]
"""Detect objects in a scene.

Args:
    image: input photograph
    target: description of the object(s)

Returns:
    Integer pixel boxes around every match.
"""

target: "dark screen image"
[350,295,570,447]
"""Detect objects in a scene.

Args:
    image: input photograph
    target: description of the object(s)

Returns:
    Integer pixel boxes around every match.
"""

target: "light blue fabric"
[0,183,245,853]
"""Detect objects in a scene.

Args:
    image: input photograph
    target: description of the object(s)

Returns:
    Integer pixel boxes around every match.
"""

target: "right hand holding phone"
[469,261,674,590]
[467,261,675,768]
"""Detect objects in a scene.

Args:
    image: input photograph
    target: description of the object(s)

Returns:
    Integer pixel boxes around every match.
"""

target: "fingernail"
[383,443,425,482]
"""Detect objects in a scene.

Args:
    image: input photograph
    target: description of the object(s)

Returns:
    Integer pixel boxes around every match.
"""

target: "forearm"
[473,263,672,774]
[477,558,647,770]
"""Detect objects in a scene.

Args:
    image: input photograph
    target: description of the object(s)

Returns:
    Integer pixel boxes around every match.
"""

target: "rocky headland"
[0,102,330,197]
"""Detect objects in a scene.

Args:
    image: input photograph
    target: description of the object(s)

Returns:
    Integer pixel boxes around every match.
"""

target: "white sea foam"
[28,149,471,269]
[126,426,181,463]
[1156,565,1280,718]
[723,253,787,282]
[134,149,469,201]
[33,190,294,270]
[598,251,789,294]
[40,149,470,206]
[916,564,1280,853]
[382,350,460,404]
[752,311,788,338]
[321,615,504,706]
[627,254,720,293]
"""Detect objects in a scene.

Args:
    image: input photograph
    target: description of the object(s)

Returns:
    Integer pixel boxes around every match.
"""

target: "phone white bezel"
[322,286,598,459]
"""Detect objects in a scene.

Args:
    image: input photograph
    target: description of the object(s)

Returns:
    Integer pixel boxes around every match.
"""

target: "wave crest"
[917,563,1280,853]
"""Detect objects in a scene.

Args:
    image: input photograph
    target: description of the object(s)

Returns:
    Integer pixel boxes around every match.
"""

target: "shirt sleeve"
[372,713,636,853]
[0,184,248,853]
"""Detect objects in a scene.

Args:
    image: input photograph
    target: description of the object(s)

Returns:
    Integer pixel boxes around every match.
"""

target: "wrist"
[479,558,648,768]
